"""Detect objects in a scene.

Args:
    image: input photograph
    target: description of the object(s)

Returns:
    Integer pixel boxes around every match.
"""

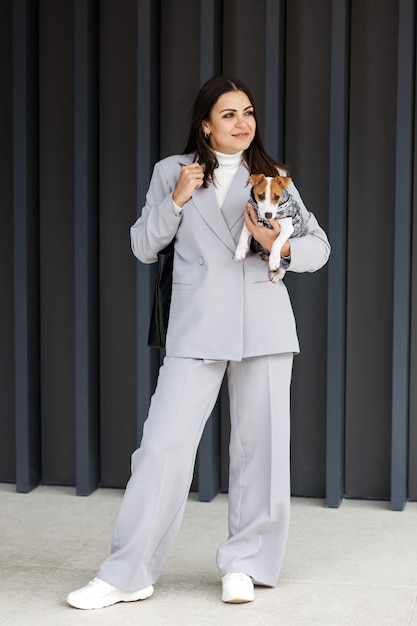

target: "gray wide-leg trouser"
[97,353,293,591]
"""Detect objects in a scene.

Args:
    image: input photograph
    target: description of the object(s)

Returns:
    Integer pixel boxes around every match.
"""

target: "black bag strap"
[147,241,175,349]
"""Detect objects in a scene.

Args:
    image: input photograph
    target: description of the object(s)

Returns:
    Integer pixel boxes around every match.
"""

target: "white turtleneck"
[212,150,243,208]
[172,150,243,214]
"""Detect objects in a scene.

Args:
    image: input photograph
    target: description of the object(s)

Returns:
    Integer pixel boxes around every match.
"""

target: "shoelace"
[225,573,250,583]
[89,578,110,589]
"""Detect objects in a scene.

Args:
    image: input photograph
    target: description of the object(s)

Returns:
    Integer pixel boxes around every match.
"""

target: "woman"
[67,75,330,609]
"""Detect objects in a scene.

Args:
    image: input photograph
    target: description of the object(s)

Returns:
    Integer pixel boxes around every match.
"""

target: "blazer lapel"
[182,157,250,253]
[220,163,250,234]
[191,181,238,254]
[177,155,235,249]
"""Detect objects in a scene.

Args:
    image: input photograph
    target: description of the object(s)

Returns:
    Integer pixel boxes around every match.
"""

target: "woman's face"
[201,90,256,154]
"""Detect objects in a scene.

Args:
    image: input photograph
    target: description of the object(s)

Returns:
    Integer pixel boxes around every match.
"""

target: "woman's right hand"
[172,163,205,208]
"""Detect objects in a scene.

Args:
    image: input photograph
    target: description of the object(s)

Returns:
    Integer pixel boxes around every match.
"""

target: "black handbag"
[147,241,174,349]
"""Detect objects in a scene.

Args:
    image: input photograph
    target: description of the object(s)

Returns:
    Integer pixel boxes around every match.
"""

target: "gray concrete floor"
[0,483,416,626]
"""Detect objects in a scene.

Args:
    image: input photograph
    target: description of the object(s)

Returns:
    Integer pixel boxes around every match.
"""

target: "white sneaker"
[221,573,255,603]
[66,577,154,610]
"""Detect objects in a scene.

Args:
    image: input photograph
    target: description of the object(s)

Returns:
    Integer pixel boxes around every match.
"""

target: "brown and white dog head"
[248,174,292,221]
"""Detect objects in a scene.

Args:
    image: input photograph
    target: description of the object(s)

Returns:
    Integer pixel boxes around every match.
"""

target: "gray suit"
[97,154,330,591]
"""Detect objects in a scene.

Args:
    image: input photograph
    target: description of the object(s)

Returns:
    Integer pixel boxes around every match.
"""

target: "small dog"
[235,174,306,282]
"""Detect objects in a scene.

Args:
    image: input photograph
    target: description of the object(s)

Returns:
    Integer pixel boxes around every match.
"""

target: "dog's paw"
[234,246,248,261]
[269,268,284,283]
[268,252,281,272]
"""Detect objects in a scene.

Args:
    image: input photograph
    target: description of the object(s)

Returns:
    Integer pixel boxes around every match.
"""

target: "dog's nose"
[265,212,272,219]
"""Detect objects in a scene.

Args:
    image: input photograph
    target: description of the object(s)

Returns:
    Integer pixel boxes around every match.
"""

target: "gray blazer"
[131,153,330,361]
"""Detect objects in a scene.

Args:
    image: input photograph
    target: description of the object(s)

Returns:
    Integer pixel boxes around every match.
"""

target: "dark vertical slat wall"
[199,0,222,84]
[159,0,201,157]
[345,0,398,500]
[264,0,286,160]
[38,0,75,486]
[326,0,350,508]
[13,0,41,492]
[99,0,139,487]
[390,0,415,511]
[2,0,416,507]
[74,0,100,495]
[0,0,15,482]
[410,23,417,502]
[284,0,331,497]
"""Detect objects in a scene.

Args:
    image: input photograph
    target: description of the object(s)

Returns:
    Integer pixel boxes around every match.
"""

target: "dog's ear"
[273,175,292,189]
[248,174,266,186]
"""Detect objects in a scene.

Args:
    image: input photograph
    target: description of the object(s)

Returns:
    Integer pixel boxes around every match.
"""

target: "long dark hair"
[183,75,287,186]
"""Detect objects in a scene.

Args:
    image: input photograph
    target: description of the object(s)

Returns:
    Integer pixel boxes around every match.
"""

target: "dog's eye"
[258,193,265,200]
[274,194,280,201]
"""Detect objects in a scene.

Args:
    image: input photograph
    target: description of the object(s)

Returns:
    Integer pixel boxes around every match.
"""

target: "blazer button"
[198,256,204,265]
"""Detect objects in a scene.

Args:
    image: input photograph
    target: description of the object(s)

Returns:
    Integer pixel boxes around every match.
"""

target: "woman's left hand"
[243,203,291,257]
